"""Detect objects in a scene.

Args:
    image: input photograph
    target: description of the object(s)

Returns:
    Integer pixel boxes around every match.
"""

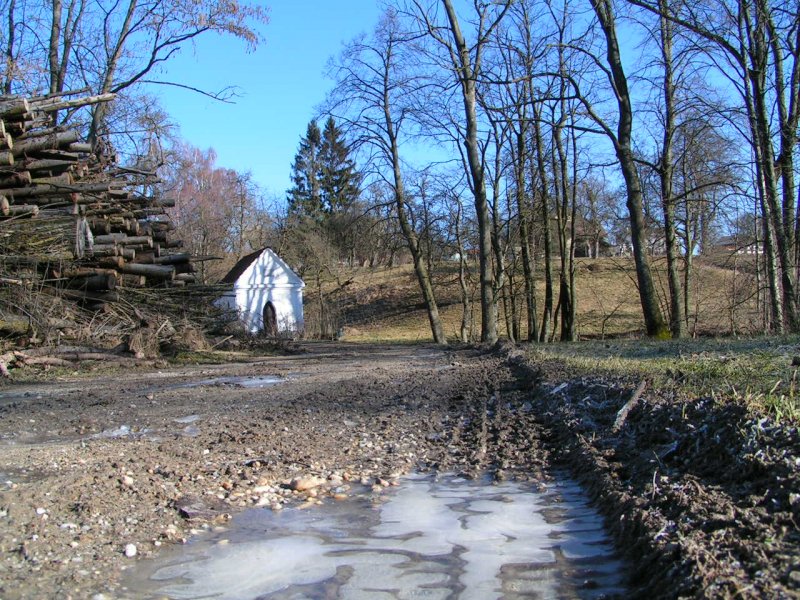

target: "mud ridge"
[495,341,800,599]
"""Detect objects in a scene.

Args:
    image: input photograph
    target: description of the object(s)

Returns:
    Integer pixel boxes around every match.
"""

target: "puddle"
[174,415,200,424]
[92,424,153,439]
[0,373,291,404]
[124,474,627,599]
[0,389,50,405]
[147,375,287,392]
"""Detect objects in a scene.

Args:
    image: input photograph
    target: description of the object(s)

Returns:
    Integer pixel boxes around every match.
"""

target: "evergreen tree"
[319,117,360,213]
[287,121,324,217]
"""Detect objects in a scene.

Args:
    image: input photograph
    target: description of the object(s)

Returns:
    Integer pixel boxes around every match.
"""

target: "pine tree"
[287,121,324,217]
[319,117,360,213]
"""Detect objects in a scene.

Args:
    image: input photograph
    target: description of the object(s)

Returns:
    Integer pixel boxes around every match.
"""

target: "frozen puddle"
[124,474,627,599]
[149,375,287,392]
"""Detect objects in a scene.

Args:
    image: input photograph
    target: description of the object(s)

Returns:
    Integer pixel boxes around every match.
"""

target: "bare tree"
[325,9,447,344]
[2,0,268,152]
[580,0,669,336]
[407,0,511,344]
[164,142,264,282]
[628,0,800,332]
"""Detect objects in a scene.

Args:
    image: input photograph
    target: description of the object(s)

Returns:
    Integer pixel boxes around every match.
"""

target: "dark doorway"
[263,302,278,337]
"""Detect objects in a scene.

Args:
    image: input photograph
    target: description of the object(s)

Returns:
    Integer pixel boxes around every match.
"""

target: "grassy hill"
[304,255,762,343]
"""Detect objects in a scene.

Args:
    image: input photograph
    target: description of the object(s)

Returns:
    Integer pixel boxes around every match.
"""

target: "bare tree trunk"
[89,0,137,146]
[391,156,447,346]
[515,129,538,342]
[739,25,784,331]
[440,0,506,344]
[532,107,554,342]
[657,0,687,338]
[455,201,472,342]
[591,0,668,337]
[48,0,63,95]
[764,0,800,324]
[488,123,508,340]
[750,58,797,331]
[553,117,574,341]
[3,0,16,94]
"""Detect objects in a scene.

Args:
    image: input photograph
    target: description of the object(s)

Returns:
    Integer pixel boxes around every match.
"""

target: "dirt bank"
[496,342,800,599]
[0,342,797,599]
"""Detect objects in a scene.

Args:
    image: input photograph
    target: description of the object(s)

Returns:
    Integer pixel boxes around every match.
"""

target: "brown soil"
[0,342,797,599]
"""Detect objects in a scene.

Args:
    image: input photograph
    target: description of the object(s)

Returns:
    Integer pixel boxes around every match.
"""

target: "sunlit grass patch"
[528,336,800,422]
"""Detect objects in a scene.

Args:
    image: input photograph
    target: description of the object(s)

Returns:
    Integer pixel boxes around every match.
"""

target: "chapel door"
[263,302,278,337]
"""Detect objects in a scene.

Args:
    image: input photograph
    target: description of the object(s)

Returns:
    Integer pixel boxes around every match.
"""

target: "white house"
[217,248,305,336]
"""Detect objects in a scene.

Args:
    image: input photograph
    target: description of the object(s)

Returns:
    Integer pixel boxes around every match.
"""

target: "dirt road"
[0,343,549,598]
[0,342,797,599]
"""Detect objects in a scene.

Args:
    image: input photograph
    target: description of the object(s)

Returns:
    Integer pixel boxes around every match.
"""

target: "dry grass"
[307,256,761,343]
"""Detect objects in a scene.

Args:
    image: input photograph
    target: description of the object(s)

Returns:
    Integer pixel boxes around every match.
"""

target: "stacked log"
[0,91,194,310]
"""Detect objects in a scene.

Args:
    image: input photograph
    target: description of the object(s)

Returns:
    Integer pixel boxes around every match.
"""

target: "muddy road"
[0,342,797,598]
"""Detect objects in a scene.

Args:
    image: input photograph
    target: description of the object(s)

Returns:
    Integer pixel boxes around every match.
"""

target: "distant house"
[713,235,760,256]
[216,248,305,336]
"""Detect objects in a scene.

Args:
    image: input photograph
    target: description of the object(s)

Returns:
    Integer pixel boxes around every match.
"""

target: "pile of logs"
[0,91,195,311]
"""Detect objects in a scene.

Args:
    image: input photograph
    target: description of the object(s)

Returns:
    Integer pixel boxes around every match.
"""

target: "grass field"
[304,255,762,343]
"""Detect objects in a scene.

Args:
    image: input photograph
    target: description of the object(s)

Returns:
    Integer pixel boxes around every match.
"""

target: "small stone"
[35,507,47,515]
[290,476,325,492]
[124,543,137,558]
[122,475,134,487]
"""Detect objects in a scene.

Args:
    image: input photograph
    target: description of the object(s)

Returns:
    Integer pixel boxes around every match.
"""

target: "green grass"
[528,336,800,423]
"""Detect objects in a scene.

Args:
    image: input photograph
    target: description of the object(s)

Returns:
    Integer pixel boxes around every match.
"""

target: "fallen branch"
[613,380,647,432]
[17,355,72,368]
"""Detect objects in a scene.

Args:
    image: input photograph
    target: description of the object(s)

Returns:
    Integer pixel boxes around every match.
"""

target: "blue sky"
[149,1,384,201]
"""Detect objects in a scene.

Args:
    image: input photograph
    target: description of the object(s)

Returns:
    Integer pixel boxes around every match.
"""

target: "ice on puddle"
[126,474,627,599]
[153,537,336,599]
[173,414,200,424]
